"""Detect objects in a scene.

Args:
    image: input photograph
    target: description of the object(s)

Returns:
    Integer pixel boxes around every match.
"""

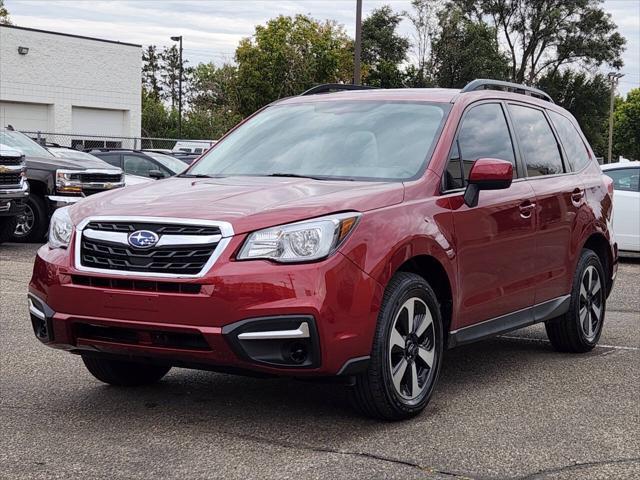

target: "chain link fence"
[21,131,215,153]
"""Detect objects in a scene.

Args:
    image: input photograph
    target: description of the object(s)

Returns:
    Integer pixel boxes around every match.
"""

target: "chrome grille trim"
[74,216,234,279]
[83,228,223,246]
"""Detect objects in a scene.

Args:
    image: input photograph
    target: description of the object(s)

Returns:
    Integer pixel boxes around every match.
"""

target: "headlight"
[48,207,73,249]
[56,170,82,193]
[238,213,361,263]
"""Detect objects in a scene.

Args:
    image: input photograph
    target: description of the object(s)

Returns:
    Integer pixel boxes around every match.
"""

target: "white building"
[0,25,141,145]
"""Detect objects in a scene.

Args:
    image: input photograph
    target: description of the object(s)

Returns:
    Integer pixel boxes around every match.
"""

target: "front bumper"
[0,180,29,216]
[29,242,382,376]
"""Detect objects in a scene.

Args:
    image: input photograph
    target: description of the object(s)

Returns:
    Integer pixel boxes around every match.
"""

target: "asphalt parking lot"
[1,243,638,480]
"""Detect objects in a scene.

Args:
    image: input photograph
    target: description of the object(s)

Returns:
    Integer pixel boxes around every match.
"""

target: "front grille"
[0,173,21,185]
[71,275,202,294]
[81,239,216,274]
[0,156,23,166]
[74,323,211,350]
[75,173,122,184]
[79,221,223,276]
[86,221,221,236]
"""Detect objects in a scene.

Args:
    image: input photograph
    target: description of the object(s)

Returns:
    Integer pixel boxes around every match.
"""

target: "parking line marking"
[499,335,639,351]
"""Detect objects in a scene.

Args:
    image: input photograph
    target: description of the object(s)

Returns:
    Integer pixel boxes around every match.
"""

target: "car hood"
[71,176,405,235]
[26,154,118,171]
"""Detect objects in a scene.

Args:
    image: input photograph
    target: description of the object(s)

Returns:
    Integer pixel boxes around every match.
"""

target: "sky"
[5,0,640,95]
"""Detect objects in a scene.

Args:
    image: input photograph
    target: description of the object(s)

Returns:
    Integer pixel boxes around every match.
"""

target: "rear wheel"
[349,272,443,420]
[545,249,606,353]
[13,195,48,243]
[82,356,171,386]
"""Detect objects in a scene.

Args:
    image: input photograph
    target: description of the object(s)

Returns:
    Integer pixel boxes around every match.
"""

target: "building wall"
[0,25,141,138]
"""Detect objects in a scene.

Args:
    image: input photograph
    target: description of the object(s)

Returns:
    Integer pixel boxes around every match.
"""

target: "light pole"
[354,0,362,85]
[170,35,183,137]
[607,72,624,164]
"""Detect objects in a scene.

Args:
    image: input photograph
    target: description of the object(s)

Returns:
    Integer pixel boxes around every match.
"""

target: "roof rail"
[461,79,554,103]
[300,83,378,96]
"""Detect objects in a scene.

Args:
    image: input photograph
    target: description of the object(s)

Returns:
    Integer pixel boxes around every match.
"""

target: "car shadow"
[57,335,560,434]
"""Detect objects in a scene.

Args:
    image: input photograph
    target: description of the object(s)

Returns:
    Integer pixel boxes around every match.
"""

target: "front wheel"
[545,249,606,353]
[82,356,171,386]
[12,195,48,243]
[349,272,443,420]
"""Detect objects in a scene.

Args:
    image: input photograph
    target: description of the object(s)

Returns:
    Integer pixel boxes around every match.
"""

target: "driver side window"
[444,103,517,190]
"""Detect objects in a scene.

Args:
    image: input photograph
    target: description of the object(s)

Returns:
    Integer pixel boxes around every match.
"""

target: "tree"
[188,63,239,112]
[430,7,509,88]
[141,88,174,138]
[404,0,440,87]
[0,0,12,25]
[142,46,162,99]
[160,45,191,110]
[361,6,409,87]
[187,63,243,139]
[234,15,353,116]
[613,89,640,161]
[0,0,13,25]
[454,0,626,84]
[537,70,610,156]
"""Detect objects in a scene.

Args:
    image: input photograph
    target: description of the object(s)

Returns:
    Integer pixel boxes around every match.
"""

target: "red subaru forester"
[29,80,617,420]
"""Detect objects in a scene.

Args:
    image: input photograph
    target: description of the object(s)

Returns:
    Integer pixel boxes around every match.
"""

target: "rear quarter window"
[508,104,564,177]
[548,111,592,171]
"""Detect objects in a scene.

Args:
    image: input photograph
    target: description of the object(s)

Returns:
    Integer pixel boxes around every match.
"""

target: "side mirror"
[148,169,165,180]
[463,158,513,208]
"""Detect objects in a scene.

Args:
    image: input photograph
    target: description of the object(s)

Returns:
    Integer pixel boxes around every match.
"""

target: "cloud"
[7,0,639,93]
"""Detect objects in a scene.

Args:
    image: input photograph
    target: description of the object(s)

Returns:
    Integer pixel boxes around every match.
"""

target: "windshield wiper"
[178,173,224,178]
[264,173,350,181]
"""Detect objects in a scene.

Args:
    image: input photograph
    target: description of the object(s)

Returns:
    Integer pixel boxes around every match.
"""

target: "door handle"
[519,201,536,218]
[571,188,585,205]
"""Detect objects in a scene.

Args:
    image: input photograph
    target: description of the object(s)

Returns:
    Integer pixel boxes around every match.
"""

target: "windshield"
[0,130,53,157]
[145,152,188,174]
[189,101,448,181]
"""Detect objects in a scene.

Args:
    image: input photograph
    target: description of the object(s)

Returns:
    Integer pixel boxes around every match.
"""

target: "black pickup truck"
[1,128,125,242]
[0,145,29,244]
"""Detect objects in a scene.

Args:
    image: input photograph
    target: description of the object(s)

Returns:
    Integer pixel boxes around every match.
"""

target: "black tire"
[349,272,443,420]
[82,356,171,386]
[545,249,606,353]
[12,195,48,243]
[0,216,17,244]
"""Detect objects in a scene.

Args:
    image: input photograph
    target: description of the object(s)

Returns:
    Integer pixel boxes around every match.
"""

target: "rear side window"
[605,168,640,192]
[548,111,591,171]
[444,103,516,190]
[508,105,564,177]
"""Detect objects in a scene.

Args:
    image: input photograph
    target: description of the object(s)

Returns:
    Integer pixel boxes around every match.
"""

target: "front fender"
[339,197,457,292]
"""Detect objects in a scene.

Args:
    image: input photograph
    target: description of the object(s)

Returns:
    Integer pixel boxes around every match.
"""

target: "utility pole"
[607,72,624,164]
[170,35,183,137]
[354,0,362,85]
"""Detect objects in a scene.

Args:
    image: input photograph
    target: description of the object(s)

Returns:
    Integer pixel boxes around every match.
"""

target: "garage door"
[72,107,125,136]
[0,101,50,131]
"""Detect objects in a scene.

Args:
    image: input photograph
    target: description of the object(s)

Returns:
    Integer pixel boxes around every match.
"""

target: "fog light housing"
[222,316,320,368]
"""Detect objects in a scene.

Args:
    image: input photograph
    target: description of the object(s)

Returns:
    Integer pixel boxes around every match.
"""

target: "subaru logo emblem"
[128,230,159,249]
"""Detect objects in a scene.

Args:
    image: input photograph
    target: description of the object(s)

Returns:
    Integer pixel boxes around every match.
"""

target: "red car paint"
[29,87,617,377]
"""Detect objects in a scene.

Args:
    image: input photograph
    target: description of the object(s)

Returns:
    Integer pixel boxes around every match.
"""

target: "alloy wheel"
[14,203,34,238]
[579,265,603,341]
[388,297,436,401]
